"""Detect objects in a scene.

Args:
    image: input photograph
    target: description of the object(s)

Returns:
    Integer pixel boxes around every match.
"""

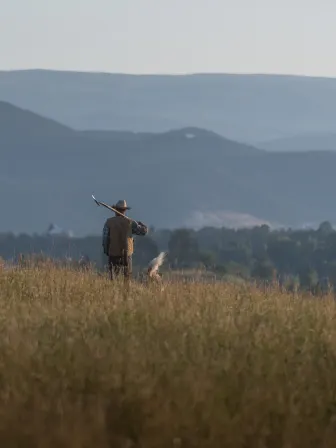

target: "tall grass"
[0,265,336,447]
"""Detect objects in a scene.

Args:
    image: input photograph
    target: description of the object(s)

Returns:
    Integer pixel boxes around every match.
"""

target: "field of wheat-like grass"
[0,265,336,447]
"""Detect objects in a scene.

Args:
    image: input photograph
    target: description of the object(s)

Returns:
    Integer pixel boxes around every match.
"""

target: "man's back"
[105,216,133,257]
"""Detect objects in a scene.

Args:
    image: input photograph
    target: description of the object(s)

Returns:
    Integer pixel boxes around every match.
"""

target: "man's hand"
[139,221,148,232]
[132,220,148,235]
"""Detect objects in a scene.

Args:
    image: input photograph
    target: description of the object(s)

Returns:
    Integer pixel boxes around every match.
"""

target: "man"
[102,199,148,281]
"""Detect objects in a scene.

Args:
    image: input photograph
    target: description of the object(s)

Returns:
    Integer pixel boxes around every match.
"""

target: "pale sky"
[1,0,335,76]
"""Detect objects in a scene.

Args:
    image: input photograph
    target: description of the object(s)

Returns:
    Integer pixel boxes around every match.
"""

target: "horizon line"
[1,67,336,80]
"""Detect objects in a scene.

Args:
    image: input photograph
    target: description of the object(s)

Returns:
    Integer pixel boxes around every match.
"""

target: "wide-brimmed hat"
[113,199,131,210]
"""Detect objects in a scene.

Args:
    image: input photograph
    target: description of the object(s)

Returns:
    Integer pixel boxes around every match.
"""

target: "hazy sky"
[1,0,334,76]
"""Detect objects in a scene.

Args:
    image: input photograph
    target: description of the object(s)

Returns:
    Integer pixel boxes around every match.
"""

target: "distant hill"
[260,132,336,152]
[0,100,74,143]
[2,101,336,235]
[0,101,266,235]
[80,127,261,156]
[3,70,336,142]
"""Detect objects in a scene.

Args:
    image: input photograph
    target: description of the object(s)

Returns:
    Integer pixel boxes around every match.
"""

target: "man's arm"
[131,220,148,236]
[102,221,110,255]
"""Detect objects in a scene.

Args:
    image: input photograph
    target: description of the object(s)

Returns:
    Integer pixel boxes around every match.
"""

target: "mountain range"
[2,100,336,235]
[3,70,336,143]
[260,132,336,152]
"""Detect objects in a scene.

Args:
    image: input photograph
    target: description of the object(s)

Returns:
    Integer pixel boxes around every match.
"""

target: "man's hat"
[113,199,131,210]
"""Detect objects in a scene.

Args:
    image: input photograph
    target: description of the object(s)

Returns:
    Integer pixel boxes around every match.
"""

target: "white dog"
[141,252,167,286]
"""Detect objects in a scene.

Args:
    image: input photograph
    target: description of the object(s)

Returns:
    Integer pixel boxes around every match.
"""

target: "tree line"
[1,221,336,290]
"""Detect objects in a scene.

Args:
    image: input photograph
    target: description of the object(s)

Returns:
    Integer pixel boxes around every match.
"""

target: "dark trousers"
[108,256,132,281]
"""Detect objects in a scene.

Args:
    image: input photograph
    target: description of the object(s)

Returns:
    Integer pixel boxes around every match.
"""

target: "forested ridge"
[2,221,336,291]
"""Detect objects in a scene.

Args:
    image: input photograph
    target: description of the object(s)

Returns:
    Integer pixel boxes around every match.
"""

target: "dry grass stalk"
[0,265,335,447]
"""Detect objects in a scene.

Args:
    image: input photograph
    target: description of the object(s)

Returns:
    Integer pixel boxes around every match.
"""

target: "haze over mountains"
[2,93,336,235]
[260,132,336,152]
[2,70,336,143]
[3,69,336,235]
[0,100,266,234]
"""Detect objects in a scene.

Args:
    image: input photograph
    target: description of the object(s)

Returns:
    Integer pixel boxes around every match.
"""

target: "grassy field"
[0,265,336,447]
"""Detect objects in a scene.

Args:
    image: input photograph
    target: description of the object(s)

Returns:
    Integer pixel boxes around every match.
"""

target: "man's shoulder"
[104,217,115,228]
[105,216,121,223]
[106,216,131,226]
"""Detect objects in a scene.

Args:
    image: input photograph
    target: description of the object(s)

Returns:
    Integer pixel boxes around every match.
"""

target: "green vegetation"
[2,221,336,291]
